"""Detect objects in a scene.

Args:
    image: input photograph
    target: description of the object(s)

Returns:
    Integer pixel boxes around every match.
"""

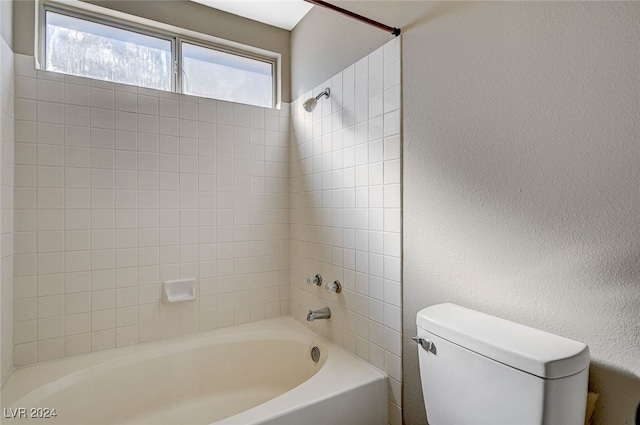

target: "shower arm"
[315,88,330,100]
[303,0,401,37]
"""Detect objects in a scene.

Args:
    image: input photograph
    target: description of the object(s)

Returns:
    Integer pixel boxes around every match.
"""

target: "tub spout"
[307,307,331,321]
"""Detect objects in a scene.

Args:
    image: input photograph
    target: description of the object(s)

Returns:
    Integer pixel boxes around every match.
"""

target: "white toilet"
[415,303,590,425]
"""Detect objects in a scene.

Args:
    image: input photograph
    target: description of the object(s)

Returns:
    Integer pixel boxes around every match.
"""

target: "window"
[42,4,277,108]
[181,42,273,108]
[45,11,173,91]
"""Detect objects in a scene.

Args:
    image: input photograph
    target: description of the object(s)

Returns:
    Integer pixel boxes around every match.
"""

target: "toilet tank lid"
[416,303,590,379]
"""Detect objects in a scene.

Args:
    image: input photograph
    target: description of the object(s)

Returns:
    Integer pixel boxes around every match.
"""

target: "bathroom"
[1,1,639,424]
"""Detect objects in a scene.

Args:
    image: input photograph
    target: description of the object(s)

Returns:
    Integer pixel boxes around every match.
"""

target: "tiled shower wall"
[12,54,290,366]
[1,32,15,384]
[290,38,402,424]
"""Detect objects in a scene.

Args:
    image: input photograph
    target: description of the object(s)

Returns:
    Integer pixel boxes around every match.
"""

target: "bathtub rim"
[1,317,322,406]
[1,316,388,425]
[213,321,389,424]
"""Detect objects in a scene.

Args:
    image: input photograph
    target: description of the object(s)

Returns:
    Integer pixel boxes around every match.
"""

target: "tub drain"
[310,346,321,362]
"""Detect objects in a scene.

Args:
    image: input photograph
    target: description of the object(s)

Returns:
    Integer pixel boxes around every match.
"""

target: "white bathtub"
[1,317,388,425]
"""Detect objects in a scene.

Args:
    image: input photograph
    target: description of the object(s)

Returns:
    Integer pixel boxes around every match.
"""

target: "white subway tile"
[91,189,115,209]
[384,256,402,283]
[15,165,36,187]
[139,133,158,152]
[13,342,37,366]
[65,84,91,106]
[368,116,383,142]
[66,292,91,315]
[369,186,383,209]
[138,323,160,343]
[114,191,136,210]
[91,249,115,270]
[38,231,65,253]
[37,294,65,318]
[37,338,65,362]
[180,101,198,120]
[65,147,90,169]
[66,231,91,251]
[16,76,37,100]
[91,149,115,170]
[369,68,384,99]
[38,252,64,274]
[65,168,90,188]
[14,277,37,300]
[384,61,400,94]
[91,108,115,129]
[159,98,178,118]
[383,37,400,66]
[37,188,64,209]
[159,117,179,136]
[369,46,384,75]
[14,298,37,321]
[91,88,114,109]
[116,325,139,347]
[15,143,36,166]
[91,128,115,149]
[65,272,92,294]
[115,91,137,113]
[38,144,65,166]
[180,120,198,138]
[115,111,137,132]
[64,105,91,127]
[385,351,401,381]
[92,308,115,331]
[116,248,138,268]
[138,115,158,134]
[116,289,139,309]
[138,190,159,209]
[37,123,65,146]
[39,101,65,124]
[383,184,401,209]
[65,251,91,273]
[389,401,402,425]
[65,333,91,355]
[14,188,36,209]
[14,320,37,344]
[15,99,36,121]
[115,131,137,151]
[65,210,91,230]
[91,329,115,351]
[384,109,401,137]
[37,316,64,339]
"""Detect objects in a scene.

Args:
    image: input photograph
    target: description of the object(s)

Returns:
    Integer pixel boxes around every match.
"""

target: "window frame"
[42,4,178,92]
[177,38,276,108]
[39,1,279,108]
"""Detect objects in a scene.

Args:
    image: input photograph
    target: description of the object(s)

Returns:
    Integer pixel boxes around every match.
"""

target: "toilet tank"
[415,303,590,425]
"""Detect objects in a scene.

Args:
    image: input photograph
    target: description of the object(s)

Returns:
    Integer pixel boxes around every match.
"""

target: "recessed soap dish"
[163,278,196,303]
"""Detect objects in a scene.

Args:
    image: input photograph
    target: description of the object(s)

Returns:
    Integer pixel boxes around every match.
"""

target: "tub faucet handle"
[307,274,323,286]
[325,280,342,294]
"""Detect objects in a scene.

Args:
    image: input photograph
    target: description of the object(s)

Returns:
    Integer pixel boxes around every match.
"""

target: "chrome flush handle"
[412,336,436,354]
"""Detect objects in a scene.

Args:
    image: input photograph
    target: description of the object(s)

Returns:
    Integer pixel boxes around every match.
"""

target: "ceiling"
[190,0,314,31]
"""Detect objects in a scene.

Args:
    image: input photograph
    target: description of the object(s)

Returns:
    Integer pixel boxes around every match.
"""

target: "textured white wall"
[292,2,640,424]
[291,4,391,100]
[403,2,640,424]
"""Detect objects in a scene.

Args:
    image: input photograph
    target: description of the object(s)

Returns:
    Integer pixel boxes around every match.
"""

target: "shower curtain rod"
[303,0,401,36]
